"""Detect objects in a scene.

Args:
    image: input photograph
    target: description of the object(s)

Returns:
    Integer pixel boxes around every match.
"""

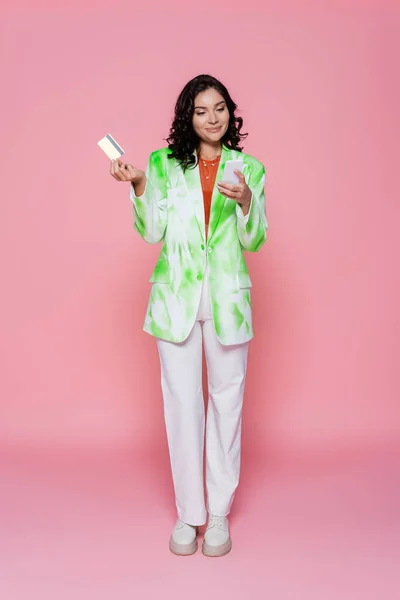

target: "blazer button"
[208,247,212,253]
[201,244,205,250]
[197,274,203,281]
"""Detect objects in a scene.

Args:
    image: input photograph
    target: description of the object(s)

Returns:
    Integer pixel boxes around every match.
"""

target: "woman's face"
[192,88,230,145]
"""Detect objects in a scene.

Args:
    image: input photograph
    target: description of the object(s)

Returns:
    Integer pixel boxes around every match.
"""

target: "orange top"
[197,150,221,238]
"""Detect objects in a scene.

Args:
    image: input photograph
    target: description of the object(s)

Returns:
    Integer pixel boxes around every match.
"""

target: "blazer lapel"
[181,149,205,240]
[207,143,233,243]
[181,143,234,243]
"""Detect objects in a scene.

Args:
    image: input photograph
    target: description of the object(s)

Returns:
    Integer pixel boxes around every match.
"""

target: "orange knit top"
[197,150,221,239]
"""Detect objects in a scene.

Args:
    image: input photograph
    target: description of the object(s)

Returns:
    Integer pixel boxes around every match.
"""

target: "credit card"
[97,134,125,160]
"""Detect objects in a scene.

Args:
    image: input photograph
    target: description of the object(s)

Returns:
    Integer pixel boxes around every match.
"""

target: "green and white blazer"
[130,142,268,346]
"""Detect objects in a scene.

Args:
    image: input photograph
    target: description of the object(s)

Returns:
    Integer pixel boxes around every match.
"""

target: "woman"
[110,74,268,557]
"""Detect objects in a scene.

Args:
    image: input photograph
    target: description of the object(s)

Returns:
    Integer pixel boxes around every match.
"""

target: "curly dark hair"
[164,74,248,172]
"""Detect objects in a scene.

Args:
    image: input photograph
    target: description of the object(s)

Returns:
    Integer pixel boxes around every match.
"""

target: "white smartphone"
[97,133,125,160]
[221,159,244,184]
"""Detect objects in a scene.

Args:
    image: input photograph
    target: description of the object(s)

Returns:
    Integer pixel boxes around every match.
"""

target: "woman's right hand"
[110,159,146,185]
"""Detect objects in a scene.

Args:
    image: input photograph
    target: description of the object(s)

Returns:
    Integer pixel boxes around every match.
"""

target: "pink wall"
[1,2,399,455]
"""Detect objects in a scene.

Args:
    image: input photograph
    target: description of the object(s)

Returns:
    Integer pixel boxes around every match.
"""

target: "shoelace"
[178,519,196,529]
[208,514,226,528]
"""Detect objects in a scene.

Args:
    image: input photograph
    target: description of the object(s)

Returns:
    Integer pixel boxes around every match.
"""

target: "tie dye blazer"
[129,142,268,345]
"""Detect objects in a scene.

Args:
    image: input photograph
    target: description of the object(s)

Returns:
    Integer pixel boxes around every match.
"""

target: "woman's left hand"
[216,171,252,215]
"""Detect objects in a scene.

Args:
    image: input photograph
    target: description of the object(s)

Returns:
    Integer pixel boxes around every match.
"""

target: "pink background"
[1,1,399,598]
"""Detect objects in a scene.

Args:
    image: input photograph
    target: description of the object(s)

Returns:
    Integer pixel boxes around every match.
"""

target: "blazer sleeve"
[129,150,168,244]
[236,160,268,252]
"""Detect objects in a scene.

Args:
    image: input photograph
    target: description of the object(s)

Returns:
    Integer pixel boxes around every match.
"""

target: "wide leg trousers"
[155,265,249,526]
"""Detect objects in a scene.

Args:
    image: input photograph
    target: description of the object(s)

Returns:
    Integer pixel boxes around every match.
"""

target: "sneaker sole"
[169,536,198,556]
[202,538,232,557]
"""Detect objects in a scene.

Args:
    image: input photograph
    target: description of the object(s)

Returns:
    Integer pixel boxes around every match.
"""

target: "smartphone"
[97,133,125,160]
[221,159,244,184]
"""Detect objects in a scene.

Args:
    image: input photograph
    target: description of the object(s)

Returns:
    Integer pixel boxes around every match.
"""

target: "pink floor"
[1,444,399,599]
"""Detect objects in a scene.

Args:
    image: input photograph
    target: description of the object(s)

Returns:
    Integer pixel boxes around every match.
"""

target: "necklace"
[198,152,221,180]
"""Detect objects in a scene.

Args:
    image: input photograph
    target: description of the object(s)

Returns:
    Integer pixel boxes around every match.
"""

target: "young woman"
[110,74,268,557]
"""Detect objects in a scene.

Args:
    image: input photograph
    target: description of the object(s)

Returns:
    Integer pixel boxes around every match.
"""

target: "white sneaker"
[202,514,232,557]
[169,519,199,555]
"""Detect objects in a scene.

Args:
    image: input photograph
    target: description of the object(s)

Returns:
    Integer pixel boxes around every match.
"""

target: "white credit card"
[221,159,244,184]
[97,134,125,160]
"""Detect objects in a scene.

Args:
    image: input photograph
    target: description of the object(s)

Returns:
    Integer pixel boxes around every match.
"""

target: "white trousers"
[155,264,249,526]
